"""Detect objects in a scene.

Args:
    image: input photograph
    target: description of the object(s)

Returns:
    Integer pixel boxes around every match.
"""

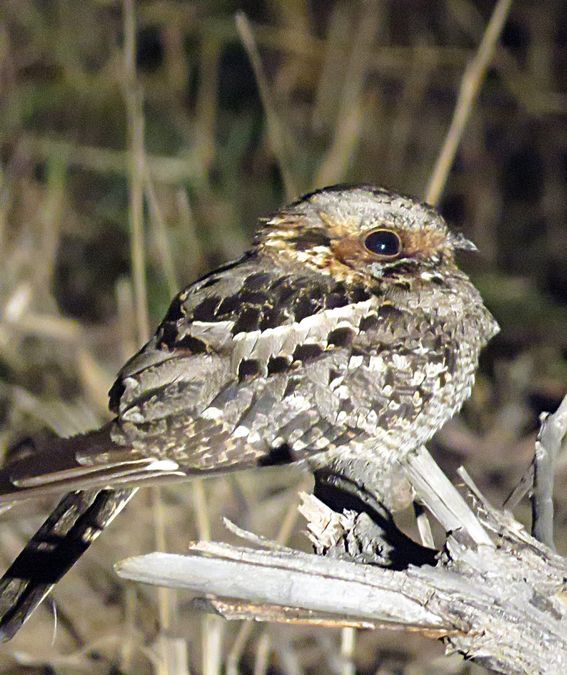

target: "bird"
[0,184,499,640]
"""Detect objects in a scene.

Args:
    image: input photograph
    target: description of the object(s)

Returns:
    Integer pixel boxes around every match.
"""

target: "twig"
[533,416,557,550]
[116,547,447,628]
[502,393,567,544]
[531,395,567,548]
[425,0,514,206]
[222,517,293,551]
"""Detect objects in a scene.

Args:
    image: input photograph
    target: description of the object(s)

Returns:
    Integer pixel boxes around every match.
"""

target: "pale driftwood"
[116,472,567,671]
[504,391,567,545]
[116,400,567,674]
[116,513,567,673]
[532,394,567,548]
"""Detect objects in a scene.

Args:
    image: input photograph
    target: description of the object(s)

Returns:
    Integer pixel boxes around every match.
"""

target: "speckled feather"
[0,184,499,639]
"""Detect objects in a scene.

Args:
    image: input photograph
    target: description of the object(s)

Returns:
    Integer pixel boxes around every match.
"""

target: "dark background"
[0,0,566,672]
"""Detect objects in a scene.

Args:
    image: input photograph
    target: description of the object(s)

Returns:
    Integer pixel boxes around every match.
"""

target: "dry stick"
[144,93,218,675]
[116,511,567,674]
[115,279,140,673]
[229,10,306,670]
[404,445,492,547]
[235,12,298,200]
[202,610,224,675]
[531,394,567,549]
[533,419,557,551]
[251,489,308,673]
[424,0,557,552]
[145,129,220,675]
[253,631,272,675]
[413,502,435,549]
[424,0,514,206]
[122,3,177,672]
[142,36,223,675]
[191,425,220,672]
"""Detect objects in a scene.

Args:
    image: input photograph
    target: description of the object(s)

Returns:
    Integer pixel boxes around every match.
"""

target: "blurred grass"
[0,0,566,673]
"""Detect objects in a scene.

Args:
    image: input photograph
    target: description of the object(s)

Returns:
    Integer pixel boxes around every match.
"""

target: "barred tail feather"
[0,487,136,641]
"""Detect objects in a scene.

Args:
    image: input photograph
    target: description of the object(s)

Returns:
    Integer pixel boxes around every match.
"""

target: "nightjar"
[0,185,498,639]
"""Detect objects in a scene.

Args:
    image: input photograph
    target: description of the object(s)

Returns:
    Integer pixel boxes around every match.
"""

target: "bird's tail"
[0,487,136,641]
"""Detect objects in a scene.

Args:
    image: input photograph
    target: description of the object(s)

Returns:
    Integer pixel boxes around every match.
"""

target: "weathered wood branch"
[532,394,567,548]
[116,400,567,674]
[117,515,567,673]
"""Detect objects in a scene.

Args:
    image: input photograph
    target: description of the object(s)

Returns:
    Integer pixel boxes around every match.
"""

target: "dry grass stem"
[123,0,150,345]
[235,12,298,199]
[425,0,514,206]
[23,134,201,183]
[314,2,381,187]
[340,626,356,675]
[145,173,179,295]
[122,2,175,668]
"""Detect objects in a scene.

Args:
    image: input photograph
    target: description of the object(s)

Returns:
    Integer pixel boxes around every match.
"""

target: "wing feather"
[0,427,183,503]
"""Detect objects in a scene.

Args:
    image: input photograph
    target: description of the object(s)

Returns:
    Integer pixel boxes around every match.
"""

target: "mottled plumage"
[0,185,498,639]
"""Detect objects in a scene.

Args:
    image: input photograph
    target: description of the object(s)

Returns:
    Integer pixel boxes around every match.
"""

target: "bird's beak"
[449,231,478,252]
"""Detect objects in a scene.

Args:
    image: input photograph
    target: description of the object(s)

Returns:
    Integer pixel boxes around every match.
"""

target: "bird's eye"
[363,229,402,258]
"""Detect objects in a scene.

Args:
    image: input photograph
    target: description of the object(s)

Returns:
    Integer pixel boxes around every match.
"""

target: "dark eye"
[363,229,402,258]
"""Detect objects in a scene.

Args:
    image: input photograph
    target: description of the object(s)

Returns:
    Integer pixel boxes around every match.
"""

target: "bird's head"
[256,184,476,285]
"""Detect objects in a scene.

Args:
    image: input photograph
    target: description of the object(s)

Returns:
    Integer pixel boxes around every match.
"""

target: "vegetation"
[0,0,565,672]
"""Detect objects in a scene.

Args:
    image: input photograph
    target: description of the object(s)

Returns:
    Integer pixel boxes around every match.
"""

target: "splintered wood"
[117,421,567,674]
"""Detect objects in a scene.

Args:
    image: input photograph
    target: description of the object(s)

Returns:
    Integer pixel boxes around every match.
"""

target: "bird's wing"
[0,425,189,503]
[0,253,450,501]
[106,256,388,473]
[0,256,368,500]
